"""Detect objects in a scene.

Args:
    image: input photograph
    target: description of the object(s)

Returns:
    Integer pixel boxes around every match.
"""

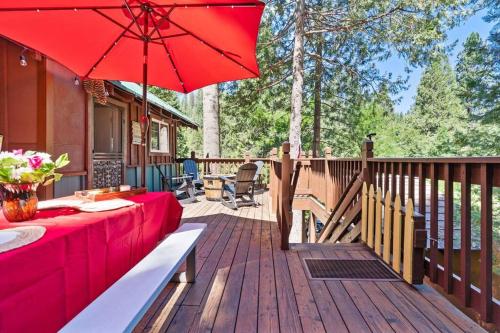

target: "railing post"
[190,151,196,159]
[281,142,291,250]
[324,147,332,211]
[361,138,374,186]
[244,151,251,163]
[269,148,278,212]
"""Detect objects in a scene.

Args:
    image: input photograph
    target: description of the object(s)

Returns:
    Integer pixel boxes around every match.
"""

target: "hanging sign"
[131,121,141,145]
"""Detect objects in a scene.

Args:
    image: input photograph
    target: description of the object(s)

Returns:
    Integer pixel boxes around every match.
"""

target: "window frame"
[149,118,170,154]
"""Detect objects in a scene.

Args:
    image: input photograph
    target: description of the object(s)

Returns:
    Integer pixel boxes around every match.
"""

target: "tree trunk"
[289,0,306,244]
[289,0,306,159]
[312,35,323,157]
[202,84,220,158]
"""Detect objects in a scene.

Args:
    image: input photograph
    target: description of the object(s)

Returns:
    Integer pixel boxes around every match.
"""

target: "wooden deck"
[134,191,485,333]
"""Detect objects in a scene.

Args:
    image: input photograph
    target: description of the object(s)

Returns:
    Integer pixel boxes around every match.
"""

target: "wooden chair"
[182,159,203,190]
[220,163,258,209]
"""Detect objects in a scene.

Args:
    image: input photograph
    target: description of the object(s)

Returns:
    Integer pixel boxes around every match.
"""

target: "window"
[150,118,169,154]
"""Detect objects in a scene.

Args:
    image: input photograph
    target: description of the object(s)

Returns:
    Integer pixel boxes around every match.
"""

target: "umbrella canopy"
[0,0,264,93]
[0,0,264,187]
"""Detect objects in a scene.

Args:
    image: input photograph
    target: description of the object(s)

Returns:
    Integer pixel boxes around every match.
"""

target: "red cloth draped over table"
[0,192,182,333]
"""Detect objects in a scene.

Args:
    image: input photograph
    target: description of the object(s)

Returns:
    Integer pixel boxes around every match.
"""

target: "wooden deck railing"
[367,156,500,325]
[361,183,427,284]
[176,140,499,327]
[176,152,271,182]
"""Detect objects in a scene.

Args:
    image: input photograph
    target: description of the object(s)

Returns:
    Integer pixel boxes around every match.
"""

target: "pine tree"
[408,53,468,156]
[455,32,498,120]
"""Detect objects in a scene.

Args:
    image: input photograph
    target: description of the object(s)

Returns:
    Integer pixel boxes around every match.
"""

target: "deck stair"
[316,171,363,243]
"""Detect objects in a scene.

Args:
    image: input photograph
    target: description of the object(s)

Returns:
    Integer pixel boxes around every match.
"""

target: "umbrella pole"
[140,11,149,188]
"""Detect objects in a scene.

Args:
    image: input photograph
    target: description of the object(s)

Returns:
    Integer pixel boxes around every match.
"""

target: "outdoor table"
[203,174,235,201]
[0,192,182,333]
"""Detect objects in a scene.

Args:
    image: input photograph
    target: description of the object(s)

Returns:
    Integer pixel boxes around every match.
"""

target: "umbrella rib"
[0,3,263,12]
[123,0,144,36]
[93,9,141,39]
[151,33,189,41]
[84,20,136,78]
[152,10,259,77]
[147,7,175,39]
[123,35,163,45]
[148,12,187,93]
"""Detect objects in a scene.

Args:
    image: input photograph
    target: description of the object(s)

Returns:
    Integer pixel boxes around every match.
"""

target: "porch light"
[19,48,27,66]
[74,76,80,86]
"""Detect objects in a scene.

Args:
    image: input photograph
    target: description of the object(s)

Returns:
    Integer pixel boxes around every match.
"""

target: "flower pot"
[0,183,39,222]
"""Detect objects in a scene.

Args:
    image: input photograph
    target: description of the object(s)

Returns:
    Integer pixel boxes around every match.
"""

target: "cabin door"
[92,102,125,188]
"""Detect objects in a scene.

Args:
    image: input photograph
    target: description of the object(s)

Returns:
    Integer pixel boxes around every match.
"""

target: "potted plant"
[0,150,69,222]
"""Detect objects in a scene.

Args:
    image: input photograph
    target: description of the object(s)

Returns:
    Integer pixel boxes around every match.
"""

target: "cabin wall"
[0,37,185,198]
[125,101,179,190]
[0,40,86,198]
[47,60,87,197]
[0,40,41,153]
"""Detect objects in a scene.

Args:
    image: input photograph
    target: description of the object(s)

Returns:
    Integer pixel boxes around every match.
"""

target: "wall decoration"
[131,121,141,145]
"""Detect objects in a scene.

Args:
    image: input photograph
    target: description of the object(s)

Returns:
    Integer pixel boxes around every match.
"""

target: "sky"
[378,9,495,114]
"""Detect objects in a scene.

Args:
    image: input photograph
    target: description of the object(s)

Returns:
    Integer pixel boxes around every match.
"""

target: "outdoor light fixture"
[74,76,80,86]
[19,48,27,67]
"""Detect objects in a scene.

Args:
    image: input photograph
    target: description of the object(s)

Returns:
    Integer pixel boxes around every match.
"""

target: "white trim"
[150,118,169,154]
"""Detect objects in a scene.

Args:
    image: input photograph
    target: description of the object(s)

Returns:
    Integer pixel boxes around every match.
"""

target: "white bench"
[60,223,206,333]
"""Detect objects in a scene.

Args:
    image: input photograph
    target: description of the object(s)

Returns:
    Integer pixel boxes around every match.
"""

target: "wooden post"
[324,147,332,211]
[361,138,374,187]
[280,142,291,250]
[244,151,251,163]
[403,199,427,284]
[269,148,278,212]
[190,151,196,159]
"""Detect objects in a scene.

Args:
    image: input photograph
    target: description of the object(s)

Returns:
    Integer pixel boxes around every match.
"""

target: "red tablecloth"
[0,192,182,333]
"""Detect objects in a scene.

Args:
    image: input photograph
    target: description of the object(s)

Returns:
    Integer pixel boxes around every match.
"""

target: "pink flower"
[28,155,43,169]
[13,149,23,156]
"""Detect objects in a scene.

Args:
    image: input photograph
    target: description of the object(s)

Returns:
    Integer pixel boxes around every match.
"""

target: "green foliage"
[406,53,468,156]
[456,32,499,121]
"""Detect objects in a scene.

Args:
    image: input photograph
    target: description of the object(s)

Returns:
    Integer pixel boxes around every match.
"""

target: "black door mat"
[303,258,401,281]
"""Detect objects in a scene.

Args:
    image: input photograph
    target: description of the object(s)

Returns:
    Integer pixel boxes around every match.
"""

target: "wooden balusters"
[392,195,402,274]
[367,185,375,248]
[480,163,492,322]
[360,183,426,284]
[361,183,368,242]
[460,163,471,307]
[429,163,438,283]
[443,163,454,293]
[403,199,416,283]
[374,188,383,255]
[383,192,392,265]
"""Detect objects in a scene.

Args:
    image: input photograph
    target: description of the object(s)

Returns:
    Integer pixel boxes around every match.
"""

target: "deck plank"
[302,249,349,333]
[270,222,303,333]
[212,207,254,332]
[285,250,326,333]
[234,203,261,333]
[135,192,485,333]
[189,206,246,332]
[257,220,280,332]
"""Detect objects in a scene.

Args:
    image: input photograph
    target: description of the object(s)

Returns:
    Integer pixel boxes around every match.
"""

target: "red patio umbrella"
[0,0,264,186]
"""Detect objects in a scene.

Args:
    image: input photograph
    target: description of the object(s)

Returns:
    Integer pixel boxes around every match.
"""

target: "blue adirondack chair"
[183,159,203,189]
